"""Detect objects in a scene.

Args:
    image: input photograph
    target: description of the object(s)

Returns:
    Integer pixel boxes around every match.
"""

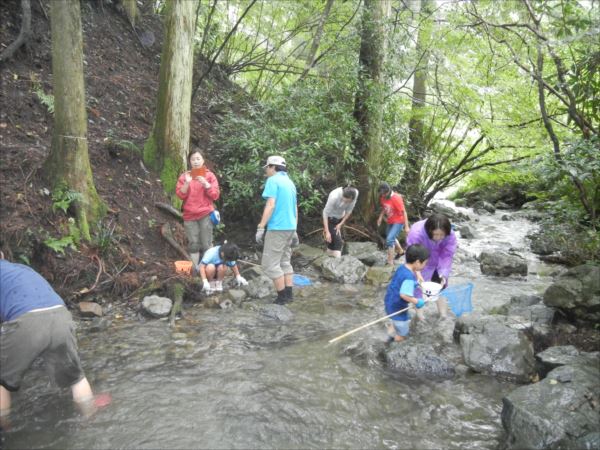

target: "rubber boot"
[284,286,293,302]
[274,289,287,305]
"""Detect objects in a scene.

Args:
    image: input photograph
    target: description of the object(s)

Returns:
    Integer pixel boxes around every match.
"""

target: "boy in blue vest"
[384,244,430,342]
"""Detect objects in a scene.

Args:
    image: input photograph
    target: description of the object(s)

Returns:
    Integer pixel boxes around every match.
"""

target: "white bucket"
[422,281,443,297]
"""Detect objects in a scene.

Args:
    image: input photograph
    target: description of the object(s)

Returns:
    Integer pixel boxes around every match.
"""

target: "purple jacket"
[406,219,457,281]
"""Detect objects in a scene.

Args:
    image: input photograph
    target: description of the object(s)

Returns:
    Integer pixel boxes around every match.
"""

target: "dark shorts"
[326,217,344,251]
[0,306,85,392]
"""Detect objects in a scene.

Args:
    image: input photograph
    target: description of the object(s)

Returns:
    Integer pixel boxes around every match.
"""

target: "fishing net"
[440,283,473,317]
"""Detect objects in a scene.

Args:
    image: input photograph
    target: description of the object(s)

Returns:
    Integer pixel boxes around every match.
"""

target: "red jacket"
[175,169,220,221]
[379,192,406,224]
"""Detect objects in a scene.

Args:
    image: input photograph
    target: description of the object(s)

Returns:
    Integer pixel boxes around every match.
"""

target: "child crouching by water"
[384,244,429,342]
[199,242,249,294]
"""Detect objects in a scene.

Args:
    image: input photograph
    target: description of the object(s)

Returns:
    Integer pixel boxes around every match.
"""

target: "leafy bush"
[214,79,359,220]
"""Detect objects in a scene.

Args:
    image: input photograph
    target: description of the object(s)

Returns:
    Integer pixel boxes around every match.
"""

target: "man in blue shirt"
[255,155,298,304]
[0,258,100,423]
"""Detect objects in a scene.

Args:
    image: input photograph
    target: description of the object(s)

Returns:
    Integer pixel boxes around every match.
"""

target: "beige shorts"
[261,230,294,279]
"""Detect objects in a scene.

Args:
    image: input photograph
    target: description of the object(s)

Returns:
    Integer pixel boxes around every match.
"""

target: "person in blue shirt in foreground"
[199,242,248,294]
[384,244,430,343]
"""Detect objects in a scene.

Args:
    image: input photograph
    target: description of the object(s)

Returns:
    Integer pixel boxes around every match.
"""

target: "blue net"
[293,274,312,286]
[440,283,473,317]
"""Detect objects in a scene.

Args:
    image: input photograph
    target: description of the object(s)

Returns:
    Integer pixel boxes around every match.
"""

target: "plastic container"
[174,260,193,275]
[422,281,443,297]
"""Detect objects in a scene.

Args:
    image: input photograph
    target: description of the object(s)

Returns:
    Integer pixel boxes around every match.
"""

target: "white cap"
[263,155,286,168]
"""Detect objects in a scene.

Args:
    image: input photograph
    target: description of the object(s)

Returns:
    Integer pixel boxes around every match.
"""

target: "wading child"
[384,244,429,342]
[199,242,248,294]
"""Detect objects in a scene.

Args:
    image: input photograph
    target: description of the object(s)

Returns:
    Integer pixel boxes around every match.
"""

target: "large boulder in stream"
[479,251,528,277]
[535,345,600,377]
[455,313,536,383]
[543,264,600,324]
[345,242,387,266]
[141,295,172,318]
[383,343,456,379]
[320,255,367,284]
[501,363,600,449]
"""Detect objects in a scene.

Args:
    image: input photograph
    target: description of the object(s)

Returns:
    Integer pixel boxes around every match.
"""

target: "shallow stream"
[4,202,563,449]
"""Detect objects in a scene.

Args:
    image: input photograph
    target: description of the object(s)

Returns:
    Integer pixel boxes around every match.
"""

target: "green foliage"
[44,235,77,255]
[532,135,600,227]
[51,186,83,214]
[35,88,55,115]
[214,78,359,218]
[92,219,121,256]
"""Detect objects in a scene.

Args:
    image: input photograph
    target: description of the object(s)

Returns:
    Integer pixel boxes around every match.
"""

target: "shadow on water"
[4,205,560,449]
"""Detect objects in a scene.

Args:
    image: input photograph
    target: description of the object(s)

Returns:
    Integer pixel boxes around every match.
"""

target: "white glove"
[236,275,248,286]
[202,280,211,292]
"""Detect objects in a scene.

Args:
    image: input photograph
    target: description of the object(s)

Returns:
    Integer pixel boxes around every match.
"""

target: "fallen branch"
[0,0,31,63]
[155,202,183,222]
[160,223,189,260]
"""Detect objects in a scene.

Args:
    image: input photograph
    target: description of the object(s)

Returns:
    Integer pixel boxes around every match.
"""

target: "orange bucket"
[174,260,193,275]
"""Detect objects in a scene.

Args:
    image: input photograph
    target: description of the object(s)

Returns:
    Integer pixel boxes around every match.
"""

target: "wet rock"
[495,201,511,210]
[501,364,600,449]
[345,242,386,266]
[293,243,326,269]
[543,264,600,324]
[228,289,247,304]
[495,296,555,326]
[456,224,474,239]
[88,317,111,332]
[479,251,528,277]
[501,214,514,221]
[473,200,496,214]
[320,255,367,284]
[365,265,394,285]
[241,266,276,299]
[258,304,294,322]
[456,314,536,382]
[383,343,456,379]
[141,295,172,318]
[527,230,561,256]
[536,345,600,375]
[78,301,103,317]
[429,202,470,222]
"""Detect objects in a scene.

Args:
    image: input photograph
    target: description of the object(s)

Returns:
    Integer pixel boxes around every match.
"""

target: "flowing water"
[3,203,563,449]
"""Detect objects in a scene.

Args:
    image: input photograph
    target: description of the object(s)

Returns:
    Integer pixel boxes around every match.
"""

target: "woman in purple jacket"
[406,214,457,318]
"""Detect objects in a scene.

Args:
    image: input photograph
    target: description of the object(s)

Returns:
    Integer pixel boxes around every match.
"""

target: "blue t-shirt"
[0,260,64,322]
[200,246,236,268]
[262,171,297,231]
[384,265,419,321]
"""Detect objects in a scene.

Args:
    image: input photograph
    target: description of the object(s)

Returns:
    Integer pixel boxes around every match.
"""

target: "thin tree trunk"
[144,0,198,195]
[298,0,335,81]
[403,0,432,216]
[44,0,105,239]
[352,0,390,223]
[0,0,32,62]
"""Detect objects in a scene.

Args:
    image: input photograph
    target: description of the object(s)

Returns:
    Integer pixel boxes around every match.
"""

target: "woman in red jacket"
[175,150,220,272]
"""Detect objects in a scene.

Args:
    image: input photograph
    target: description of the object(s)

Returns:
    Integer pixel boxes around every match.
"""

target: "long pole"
[327,298,436,345]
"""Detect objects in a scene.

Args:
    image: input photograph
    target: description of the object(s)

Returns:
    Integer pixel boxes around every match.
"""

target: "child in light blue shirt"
[199,242,248,294]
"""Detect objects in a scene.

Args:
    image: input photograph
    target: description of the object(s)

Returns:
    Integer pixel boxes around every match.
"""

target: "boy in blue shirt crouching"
[384,244,430,342]
[199,242,248,294]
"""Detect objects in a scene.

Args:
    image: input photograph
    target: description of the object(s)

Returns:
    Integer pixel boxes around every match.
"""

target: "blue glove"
[255,227,265,244]
[415,298,425,309]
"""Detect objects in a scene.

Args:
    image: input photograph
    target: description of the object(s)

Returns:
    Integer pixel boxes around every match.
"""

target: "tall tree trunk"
[44,0,105,240]
[352,0,390,222]
[403,0,432,216]
[144,0,198,195]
